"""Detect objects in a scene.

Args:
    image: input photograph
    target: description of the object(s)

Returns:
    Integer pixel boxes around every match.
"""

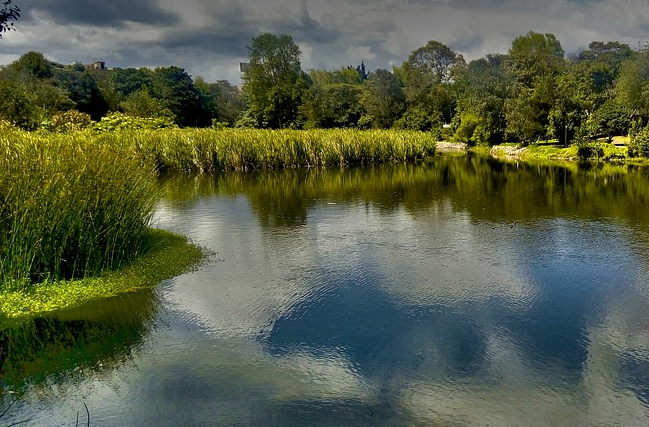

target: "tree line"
[243,32,648,148]
[2,31,649,148]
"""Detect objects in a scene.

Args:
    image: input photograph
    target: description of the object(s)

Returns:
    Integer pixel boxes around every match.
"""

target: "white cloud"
[345,45,376,60]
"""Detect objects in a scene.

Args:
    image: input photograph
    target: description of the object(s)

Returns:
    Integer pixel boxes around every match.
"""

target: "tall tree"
[54,63,108,120]
[615,50,649,122]
[400,40,465,127]
[453,54,513,144]
[194,77,245,126]
[508,31,564,87]
[506,32,566,143]
[243,32,307,129]
[360,69,405,129]
[151,66,210,127]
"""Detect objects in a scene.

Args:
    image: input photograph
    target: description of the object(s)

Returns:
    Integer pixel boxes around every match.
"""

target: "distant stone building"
[83,60,118,71]
[86,60,106,70]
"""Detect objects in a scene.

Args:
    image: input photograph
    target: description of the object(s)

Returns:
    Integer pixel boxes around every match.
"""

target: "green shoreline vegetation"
[0,229,203,323]
[0,127,206,322]
[0,126,435,321]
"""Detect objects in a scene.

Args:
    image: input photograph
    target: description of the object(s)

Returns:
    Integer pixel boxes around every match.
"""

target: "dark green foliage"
[150,66,210,127]
[361,69,406,129]
[0,68,73,130]
[398,40,464,126]
[615,50,649,121]
[109,67,155,99]
[120,88,175,120]
[588,99,630,141]
[628,125,649,158]
[194,77,245,126]
[576,41,633,93]
[53,66,109,120]
[10,51,52,78]
[454,55,512,144]
[393,105,442,133]
[302,83,364,128]
[243,33,306,129]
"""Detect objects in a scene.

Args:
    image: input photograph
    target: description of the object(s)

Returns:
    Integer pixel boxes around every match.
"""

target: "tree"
[0,67,73,129]
[194,77,245,126]
[453,54,513,144]
[506,32,566,143]
[587,98,629,141]
[243,32,307,128]
[0,0,19,36]
[10,51,53,79]
[509,31,564,87]
[547,69,590,146]
[54,64,109,120]
[360,69,405,129]
[400,40,465,125]
[300,68,365,128]
[615,51,649,123]
[120,87,174,120]
[150,66,210,127]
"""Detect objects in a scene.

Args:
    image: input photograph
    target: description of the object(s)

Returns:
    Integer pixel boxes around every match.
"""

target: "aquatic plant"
[104,128,437,172]
[0,128,158,290]
[0,126,435,293]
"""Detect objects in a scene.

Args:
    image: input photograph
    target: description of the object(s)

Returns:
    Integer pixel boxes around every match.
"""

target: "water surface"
[3,155,649,426]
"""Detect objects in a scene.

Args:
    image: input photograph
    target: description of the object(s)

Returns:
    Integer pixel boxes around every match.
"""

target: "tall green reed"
[0,127,435,291]
[0,129,158,290]
[100,128,437,172]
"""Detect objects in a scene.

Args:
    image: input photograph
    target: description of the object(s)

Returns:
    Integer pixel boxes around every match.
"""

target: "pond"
[3,154,649,426]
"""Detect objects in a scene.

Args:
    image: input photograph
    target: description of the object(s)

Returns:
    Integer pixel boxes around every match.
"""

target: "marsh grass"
[104,128,437,172]
[0,129,158,290]
[0,127,435,301]
[0,229,204,321]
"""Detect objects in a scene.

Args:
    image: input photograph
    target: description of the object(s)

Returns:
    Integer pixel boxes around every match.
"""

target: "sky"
[2,0,649,84]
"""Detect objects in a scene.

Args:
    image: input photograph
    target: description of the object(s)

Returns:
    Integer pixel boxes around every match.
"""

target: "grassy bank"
[1,127,435,318]
[0,128,205,319]
[0,229,204,322]
[472,138,631,163]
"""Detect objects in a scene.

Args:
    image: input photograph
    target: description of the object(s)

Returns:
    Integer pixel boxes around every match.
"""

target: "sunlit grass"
[0,128,159,290]
[0,229,204,323]
[103,128,438,172]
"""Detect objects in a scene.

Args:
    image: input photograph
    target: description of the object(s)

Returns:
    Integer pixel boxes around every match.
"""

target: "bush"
[576,142,604,161]
[628,125,649,158]
[45,110,93,133]
[393,106,442,132]
[453,112,480,145]
[90,112,177,132]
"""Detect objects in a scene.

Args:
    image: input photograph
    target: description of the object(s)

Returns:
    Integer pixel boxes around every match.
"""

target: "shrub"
[90,112,177,132]
[47,110,93,133]
[628,125,649,158]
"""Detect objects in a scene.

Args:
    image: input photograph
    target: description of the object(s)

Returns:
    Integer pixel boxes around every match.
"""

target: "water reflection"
[0,290,158,394]
[5,156,649,425]
[152,157,649,425]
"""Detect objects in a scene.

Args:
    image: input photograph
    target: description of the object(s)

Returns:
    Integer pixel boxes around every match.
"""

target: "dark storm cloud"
[3,0,649,84]
[23,0,179,26]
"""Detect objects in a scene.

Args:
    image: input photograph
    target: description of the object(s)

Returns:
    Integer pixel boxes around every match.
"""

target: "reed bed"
[102,128,437,172]
[0,127,436,294]
[0,128,158,291]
